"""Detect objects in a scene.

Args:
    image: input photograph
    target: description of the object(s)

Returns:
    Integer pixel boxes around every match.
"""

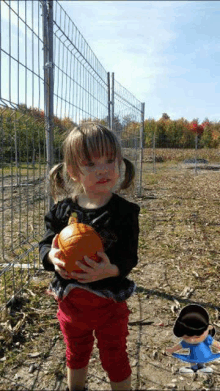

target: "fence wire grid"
[0,0,145,309]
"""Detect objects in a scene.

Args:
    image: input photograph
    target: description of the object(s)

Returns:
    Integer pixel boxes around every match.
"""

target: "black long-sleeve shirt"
[39,193,140,301]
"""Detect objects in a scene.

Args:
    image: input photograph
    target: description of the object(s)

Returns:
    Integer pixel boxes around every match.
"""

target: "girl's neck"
[76,192,113,209]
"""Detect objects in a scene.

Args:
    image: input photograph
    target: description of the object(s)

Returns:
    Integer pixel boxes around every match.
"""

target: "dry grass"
[143,147,220,163]
[1,148,220,390]
[139,164,220,307]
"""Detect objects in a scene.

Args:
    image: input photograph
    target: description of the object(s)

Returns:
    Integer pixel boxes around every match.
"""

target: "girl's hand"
[48,235,72,280]
[166,344,182,355]
[212,340,220,350]
[70,252,119,283]
[166,348,174,355]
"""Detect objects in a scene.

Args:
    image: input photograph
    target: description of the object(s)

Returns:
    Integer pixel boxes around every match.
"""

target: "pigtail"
[119,157,135,191]
[49,162,84,202]
[49,163,70,202]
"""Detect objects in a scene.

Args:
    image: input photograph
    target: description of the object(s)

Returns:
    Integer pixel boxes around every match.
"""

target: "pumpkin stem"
[68,212,78,225]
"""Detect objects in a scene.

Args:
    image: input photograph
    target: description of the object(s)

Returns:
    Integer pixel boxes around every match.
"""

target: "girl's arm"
[70,252,119,283]
[108,203,140,278]
[166,344,182,354]
[39,200,70,272]
[39,225,72,279]
[47,235,73,279]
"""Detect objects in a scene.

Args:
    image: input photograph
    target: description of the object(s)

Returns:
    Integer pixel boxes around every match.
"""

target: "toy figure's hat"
[173,304,210,337]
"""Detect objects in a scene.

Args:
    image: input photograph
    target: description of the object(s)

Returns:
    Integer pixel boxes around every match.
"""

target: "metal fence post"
[153,130,156,173]
[111,72,114,132]
[107,72,111,129]
[43,0,54,210]
[138,102,145,197]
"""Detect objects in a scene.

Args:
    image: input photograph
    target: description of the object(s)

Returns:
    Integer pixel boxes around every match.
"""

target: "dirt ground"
[1,161,220,390]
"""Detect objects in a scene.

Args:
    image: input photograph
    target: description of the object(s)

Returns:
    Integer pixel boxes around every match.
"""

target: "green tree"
[144,118,156,148]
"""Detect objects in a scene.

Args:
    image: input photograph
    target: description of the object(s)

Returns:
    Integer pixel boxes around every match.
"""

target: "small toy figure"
[166,304,220,373]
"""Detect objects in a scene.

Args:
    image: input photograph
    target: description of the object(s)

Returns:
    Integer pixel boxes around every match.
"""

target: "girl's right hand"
[166,348,174,355]
[48,235,72,279]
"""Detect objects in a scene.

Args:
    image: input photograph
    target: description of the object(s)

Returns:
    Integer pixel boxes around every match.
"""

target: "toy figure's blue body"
[173,335,220,363]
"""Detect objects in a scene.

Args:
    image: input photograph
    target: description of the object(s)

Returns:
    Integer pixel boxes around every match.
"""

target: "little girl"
[39,122,140,391]
[166,304,220,374]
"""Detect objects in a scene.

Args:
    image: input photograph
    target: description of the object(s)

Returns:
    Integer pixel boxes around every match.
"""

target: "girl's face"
[182,328,209,344]
[72,155,120,196]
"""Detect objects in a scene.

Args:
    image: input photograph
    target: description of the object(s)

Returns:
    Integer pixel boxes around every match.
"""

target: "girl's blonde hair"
[50,122,135,202]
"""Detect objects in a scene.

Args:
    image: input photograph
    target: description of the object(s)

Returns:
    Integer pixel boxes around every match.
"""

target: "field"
[1,148,220,390]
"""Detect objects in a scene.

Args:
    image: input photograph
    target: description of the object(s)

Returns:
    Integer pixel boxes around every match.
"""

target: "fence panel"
[0,0,48,309]
[112,75,144,195]
[53,0,109,161]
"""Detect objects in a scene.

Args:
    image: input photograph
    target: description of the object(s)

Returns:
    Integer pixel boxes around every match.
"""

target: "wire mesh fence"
[112,75,144,194]
[53,0,109,125]
[0,0,46,309]
[0,0,145,310]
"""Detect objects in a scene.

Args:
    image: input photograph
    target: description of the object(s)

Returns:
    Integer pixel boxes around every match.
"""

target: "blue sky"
[60,1,220,123]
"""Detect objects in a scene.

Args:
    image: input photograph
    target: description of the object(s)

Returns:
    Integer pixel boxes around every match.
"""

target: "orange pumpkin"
[57,212,104,273]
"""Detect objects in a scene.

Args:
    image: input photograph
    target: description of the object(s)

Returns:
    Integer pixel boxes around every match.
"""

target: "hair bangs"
[82,126,119,162]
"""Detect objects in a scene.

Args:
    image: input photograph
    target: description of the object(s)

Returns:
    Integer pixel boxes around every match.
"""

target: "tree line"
[0,105,76,164]
[144,113,220,149]
[1,106,220,164]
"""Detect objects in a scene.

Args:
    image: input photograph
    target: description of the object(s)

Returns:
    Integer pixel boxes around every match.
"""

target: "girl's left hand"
[166,348,174,355]
[70,252,119,283]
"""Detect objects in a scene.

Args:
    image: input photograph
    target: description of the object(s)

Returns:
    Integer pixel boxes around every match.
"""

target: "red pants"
[57,288,131,383]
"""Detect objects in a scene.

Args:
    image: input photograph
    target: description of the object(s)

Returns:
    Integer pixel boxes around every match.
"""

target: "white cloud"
[66,1,179,99]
